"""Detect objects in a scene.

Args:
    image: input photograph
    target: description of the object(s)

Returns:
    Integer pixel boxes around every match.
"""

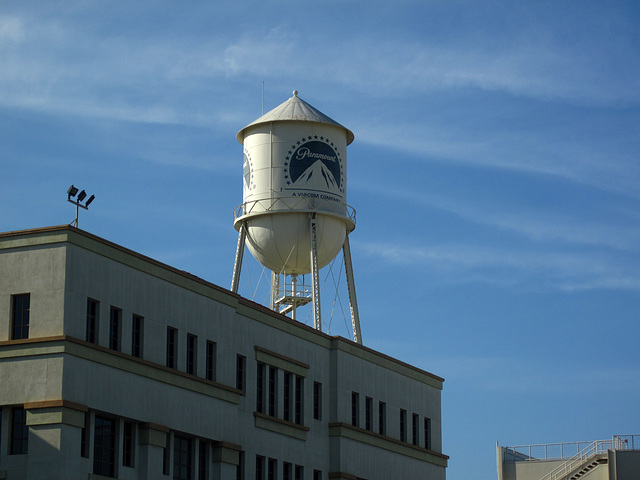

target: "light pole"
[67,185,95,228]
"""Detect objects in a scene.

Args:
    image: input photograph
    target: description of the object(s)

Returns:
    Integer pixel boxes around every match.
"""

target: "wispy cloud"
[0,14,25,42]
[0,12,241,126]
[353,181,640,253]
[353,120,640,201]
[3,1,638,128]
[358,240,640,292]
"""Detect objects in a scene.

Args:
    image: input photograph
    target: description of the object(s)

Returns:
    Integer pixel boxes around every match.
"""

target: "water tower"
[231,91,362,344]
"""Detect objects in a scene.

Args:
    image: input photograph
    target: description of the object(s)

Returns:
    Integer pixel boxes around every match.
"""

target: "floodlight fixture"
[67,185,96,228]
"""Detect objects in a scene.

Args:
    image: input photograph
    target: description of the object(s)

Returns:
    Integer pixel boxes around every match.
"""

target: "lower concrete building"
[0,226,448,480]
[497,436,640,480]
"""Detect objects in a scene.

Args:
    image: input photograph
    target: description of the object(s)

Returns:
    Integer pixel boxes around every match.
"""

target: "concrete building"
[497,436,640,480]
[0,225,448,480]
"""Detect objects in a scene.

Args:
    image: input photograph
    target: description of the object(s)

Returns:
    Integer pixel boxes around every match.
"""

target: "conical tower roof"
[236,91,354,145]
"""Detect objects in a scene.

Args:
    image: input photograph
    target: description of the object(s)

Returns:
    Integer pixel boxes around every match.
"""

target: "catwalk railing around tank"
[233,196,356,229]
[502,435,639,463]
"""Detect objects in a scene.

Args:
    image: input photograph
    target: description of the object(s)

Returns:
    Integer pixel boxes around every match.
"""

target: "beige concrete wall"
[0,353,63,405]
[0,227,447,480]
[501,459,566,480]
[0,243,67,340]
[610,450,640,480]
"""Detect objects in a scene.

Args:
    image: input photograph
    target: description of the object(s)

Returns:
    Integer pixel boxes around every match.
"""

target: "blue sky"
[1,1,639,478]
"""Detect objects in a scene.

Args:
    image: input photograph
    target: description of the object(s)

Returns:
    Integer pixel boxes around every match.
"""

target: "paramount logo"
[287,140,342,192]
[291,159,339,190]
[295,147,337,163]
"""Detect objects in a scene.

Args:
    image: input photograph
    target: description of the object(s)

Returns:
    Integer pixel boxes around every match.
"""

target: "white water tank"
[235,91,355,275]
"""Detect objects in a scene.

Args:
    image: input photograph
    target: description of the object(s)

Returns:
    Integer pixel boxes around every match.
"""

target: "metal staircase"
[565,454,607,480]
[539,436,628,480]
[502,435,640,480]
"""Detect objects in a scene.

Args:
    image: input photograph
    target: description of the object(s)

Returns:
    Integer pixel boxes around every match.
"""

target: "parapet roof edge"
[0,225,443,386]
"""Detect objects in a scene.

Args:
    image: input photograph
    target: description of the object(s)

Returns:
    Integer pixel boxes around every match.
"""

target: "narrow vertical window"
[255,455,265,480]
[11,293,30,340]
[109,307,121,351]
[166,327,177,369]
[351,392,359,427]
[123,421,135,467]
[268,457,277,480]
[174,435,192,480]
[163,442,170,476]
[268,366,277,417]
[10,406,28,455]
[412,413,419,446]
[294,465,303,480]
[81,411,91,458]
[206,341,216,381]
[378,401,386,435]
[424,417,432,450]
[198,441,209,480]
[400,409,407,442]
[313,470,322,480]
[236,451,245,480]
[283,372,291,422]
[186,334,197,375]
[283,462,292,480]
[256,363,265,413]
[236,355,246,393]
[294,375,303,425]
[86,298,99,343]
[93,416,116,477]
[131,314,143,358]
[365,397,373,431]
[313,382,322,420]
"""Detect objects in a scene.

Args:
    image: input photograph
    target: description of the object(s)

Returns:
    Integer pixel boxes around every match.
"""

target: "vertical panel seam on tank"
[269,122,273,200]
[269,120,278,267]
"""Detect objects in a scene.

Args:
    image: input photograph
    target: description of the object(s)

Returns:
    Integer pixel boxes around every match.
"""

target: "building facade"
[0,226,448,480]
[497,437,640,480]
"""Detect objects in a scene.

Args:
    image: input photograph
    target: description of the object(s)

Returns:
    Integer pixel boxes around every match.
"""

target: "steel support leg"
[231,222,246,293]
[270,271,279,311]
[343,235,362,344]
[291,274,298,321]
[309,213,321,331]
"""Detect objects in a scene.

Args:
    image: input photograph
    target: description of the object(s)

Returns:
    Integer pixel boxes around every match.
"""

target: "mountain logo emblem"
[284,137,344,194]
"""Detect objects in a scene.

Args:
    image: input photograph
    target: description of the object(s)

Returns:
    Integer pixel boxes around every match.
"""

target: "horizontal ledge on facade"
[254,345,310,376]
[24,400,88,428]
[0,335,68,347]
[24,400,88,412]
[328,422,449,467]
[328,472,358,480]
[254,411,309,440]
[140,422,170,433]
[139,423,169,448]
[212,441,243,465]
[212,440,243,452]
[0,336,242,405]
[65,337,242,394]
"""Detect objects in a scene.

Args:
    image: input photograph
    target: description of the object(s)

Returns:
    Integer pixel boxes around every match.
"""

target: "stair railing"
[539,437,623,480]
